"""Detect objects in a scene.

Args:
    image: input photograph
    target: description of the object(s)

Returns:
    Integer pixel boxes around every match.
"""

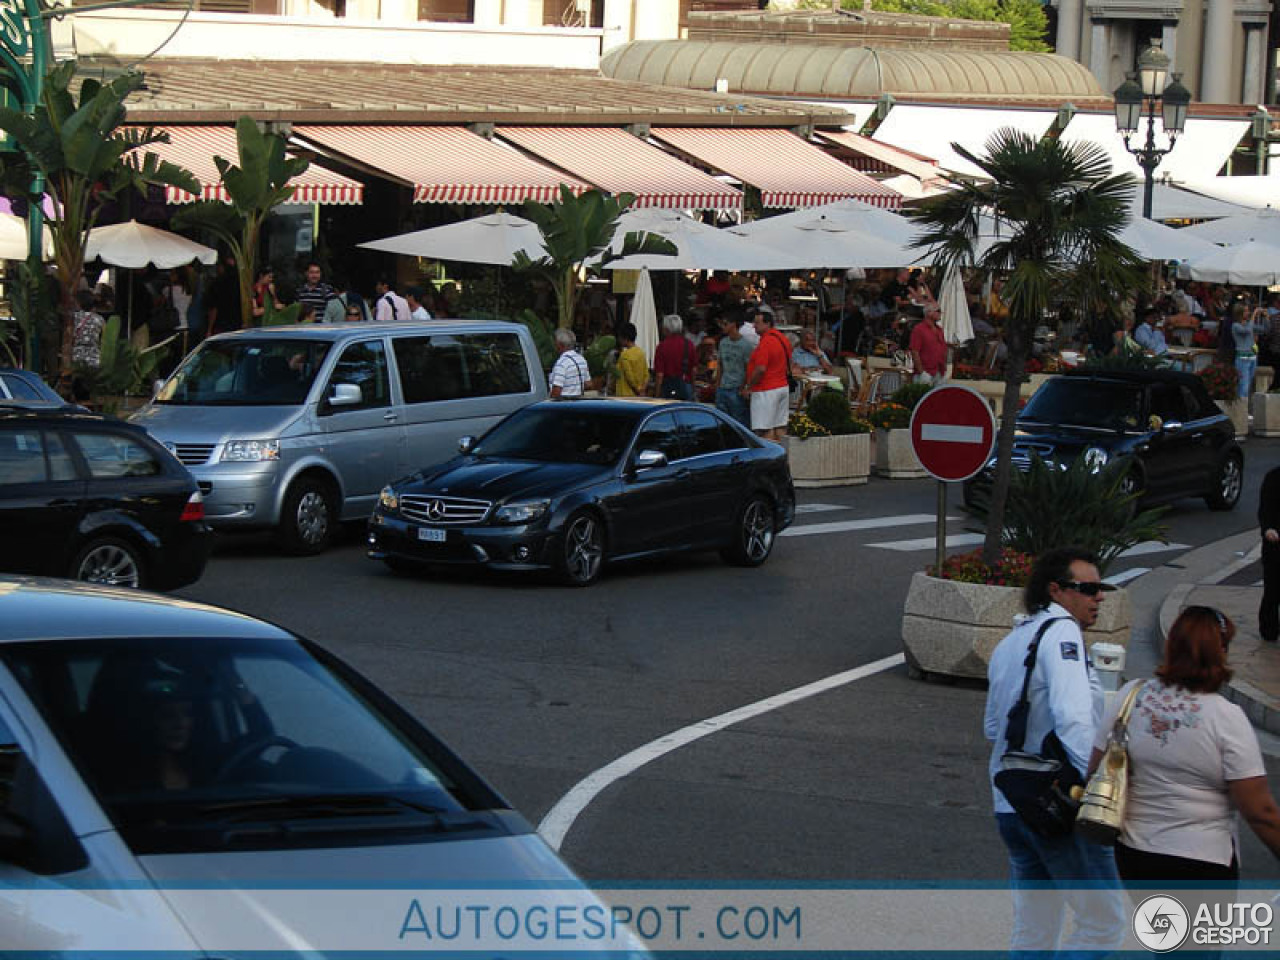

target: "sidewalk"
[1154,532,1280,735]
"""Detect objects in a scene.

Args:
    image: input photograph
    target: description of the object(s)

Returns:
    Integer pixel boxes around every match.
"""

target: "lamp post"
[1113,43,1191,220]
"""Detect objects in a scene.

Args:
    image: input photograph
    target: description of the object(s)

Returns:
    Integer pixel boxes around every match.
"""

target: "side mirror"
[458,436,477,454]
[1157,418,1184,434]
[329,383,362,408]
[633,449,668,472]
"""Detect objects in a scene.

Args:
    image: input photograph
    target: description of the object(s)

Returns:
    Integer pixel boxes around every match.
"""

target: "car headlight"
[378,486,399,512]
[221,439,280,462]
[1082,446,1109,472]
[493,499,550,525]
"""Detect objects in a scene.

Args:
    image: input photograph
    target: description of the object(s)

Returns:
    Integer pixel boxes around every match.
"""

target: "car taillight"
[180,491,205,523]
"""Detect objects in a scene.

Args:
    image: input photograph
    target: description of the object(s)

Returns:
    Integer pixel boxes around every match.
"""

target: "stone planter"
[873,427,927,478]
[1215,397,1248,439]
[901,572,1133,681]
[1251,392,1280,437]
[783,432,870,488]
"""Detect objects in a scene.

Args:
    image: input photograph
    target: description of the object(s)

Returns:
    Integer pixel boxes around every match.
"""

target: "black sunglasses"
[1056,580,1115,597]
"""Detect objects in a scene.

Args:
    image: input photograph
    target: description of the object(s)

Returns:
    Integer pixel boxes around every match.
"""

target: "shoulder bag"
[769,329,798,391]
[993,617,1086,838]
[1076,681,1144,845]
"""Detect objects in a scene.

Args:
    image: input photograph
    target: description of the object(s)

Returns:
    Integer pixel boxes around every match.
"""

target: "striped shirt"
[549,349,590,397]
[296,281,336,319]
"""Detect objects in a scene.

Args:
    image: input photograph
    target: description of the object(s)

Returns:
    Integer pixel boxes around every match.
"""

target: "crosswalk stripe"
[1119,541,1189,558]
[794,503,851,515]
[867,533,985,551]
[1104,567,1149,586]
[780,514,956,538]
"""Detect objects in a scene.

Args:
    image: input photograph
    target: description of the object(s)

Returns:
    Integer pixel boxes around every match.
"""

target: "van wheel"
[278,477,336,555]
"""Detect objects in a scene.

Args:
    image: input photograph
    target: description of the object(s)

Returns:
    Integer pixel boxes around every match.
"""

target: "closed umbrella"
[632,267,659,367]
[939,264,972,346]
[1181,239,1280,285]
[85,220,216,269]
[358,211,546,265]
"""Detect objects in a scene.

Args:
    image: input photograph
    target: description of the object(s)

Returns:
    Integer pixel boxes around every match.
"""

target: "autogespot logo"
[1133,894,1190,952]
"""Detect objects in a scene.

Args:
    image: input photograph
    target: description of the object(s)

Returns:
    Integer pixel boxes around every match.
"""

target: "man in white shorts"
[738,307,792,441]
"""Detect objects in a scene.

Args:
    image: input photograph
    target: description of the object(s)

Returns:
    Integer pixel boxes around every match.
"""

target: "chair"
[851,372,883,417]
[875,368,904,400]
[1170,328,1194,348]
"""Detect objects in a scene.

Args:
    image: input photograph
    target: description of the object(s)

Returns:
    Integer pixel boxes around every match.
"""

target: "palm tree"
[0,61,199,381]
[909,129,1146,566]
[173,117,309,329]
[513,187,675,330]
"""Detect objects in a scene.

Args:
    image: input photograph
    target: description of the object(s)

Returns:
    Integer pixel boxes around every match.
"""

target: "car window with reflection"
[475,407,637,465]
[633,412,682,463]
[3,636,478,855]
[154,340,331,406]
[1020,379,1144,430]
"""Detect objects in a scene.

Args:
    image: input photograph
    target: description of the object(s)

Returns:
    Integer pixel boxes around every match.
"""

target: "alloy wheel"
[1221,456,1243,506]
[742,498,775,563]
[564,515,603,584]
[296,490,330,546]
[77,543,141,588]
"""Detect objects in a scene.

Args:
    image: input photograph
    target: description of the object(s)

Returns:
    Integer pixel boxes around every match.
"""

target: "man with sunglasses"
[984,546,1124,955]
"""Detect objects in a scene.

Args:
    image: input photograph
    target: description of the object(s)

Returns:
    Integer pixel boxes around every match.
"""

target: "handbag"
[1076,681,1144,845]
[993,617,1086,838]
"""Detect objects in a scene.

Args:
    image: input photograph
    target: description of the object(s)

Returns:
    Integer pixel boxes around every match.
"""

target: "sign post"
[909,385,997,573]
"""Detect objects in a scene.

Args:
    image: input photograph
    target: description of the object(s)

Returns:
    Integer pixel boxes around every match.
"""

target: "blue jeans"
[995,813,1127,958]
[1235,353,1257,398]
[715,387,750,428]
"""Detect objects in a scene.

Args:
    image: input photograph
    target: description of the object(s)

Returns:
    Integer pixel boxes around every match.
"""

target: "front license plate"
[417,527,447,543]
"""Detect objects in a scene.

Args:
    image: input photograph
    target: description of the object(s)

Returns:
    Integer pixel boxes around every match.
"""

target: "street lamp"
[1113,43,1192,219]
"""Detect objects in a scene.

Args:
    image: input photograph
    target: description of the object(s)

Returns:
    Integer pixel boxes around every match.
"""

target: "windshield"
[475,407,638,465]
[1020,379,1144,431]
[154,339,332,406]
[4,636,488,854]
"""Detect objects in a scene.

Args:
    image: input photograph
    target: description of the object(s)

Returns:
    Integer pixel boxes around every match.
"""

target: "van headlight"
[378,486,400,512]
[1083,446,1109,471]
[221,439,280,462]
[493,499,550,524]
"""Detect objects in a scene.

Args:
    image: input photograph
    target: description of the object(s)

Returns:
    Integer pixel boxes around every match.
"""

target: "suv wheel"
[72,537,145,588]
[278,476,337,555]
[1206,453,1243,511]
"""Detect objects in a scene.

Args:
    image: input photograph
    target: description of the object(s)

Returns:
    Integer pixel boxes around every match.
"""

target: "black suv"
[965,369,1243,511]
[0,404,212,589]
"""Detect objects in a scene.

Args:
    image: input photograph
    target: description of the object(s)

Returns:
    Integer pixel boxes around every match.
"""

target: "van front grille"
[171,443,217,466]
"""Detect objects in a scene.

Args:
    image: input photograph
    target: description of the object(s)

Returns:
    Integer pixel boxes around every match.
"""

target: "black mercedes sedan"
[367,398,795,585]
[964,368,1243,511]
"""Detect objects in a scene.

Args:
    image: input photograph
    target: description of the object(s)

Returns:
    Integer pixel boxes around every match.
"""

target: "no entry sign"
[909,385,997,483]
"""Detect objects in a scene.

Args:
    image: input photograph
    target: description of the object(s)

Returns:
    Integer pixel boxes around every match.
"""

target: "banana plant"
[512,187,676,330]
[96,315,176,398]
[0,60,199,383]
[173,116,309,331]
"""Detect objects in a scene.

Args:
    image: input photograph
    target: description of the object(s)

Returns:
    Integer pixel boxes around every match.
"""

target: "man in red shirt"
[909,305,948,385]
[739,308,791,441]
[653,314,695,400]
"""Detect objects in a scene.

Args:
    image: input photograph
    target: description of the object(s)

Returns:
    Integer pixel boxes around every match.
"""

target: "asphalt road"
[178,438,1280,883]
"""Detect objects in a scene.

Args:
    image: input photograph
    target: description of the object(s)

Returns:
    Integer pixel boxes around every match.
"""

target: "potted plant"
[783,388,872,487]
[1253,381,1280,437]
[902,455,1165,680]
[91,316,175,415]
[1199,363,1246,438]
[869,383,931,478]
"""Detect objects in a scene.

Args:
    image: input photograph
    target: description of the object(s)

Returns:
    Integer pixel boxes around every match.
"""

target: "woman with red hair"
[1089,607,1280,884]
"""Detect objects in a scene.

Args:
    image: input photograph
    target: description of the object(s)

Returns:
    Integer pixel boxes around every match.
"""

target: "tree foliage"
[0,60,198,380]
[793,0,1049,52]
[909,129,1146,565]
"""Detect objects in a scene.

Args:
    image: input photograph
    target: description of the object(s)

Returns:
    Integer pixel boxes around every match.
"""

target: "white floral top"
[1095,679,1266,866]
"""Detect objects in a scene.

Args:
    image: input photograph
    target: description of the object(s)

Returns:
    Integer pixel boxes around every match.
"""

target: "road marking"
[1120,541,1189,558]
[781,514,955,538]
[794,503,851,515]
[537,653,906,851]
[1104,567,1149,586]
[920,424,984,444]
[867,533,985,552]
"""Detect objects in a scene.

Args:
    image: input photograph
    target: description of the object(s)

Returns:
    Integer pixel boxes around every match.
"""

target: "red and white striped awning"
[815,129,942,182]
[139,127,364,205]
[294,126,588,205]
[651,128,902,210]
[497,126,741,212]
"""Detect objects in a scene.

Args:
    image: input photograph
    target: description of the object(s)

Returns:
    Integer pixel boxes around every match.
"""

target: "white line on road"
[794,503,851,515]
[537,653,906,851]
[867,533,985,552]
[1104,567,1149,586]
[920,424,985,444]
[1120,541,1190,558]
[780,514,956,538]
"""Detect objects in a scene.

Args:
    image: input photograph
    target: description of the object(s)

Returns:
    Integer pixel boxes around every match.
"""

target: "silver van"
[131,321,547,553]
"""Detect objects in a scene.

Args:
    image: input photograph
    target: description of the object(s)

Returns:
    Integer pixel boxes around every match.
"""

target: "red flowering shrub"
[1197,363,1239,403]
[1192,327,1216,348]
[928,548,1034,587]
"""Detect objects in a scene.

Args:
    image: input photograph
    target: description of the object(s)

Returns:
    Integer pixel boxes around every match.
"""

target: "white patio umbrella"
[1125,180,1250,221]
[732,197,917,245]
[939,264,972,346]
[973,213,1215,263]
[729,197,918,267]
[598,209,795,271]
[1178,206,1280,247]
[358,211,546,266]
[0,212,51,260]
[85,220,216,268]
[632,267,659,366]
[1181,239,1280,285]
